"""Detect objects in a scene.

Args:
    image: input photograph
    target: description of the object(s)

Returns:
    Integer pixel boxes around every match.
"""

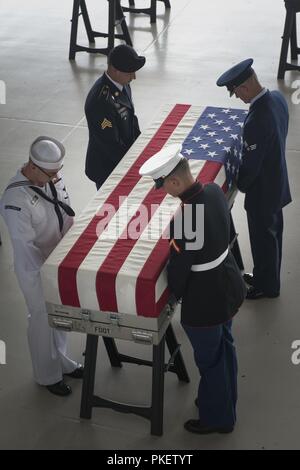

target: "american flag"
[182,106,247,190]
[41,104,246,319]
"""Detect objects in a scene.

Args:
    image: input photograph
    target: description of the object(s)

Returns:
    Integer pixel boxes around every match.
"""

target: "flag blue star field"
[182,106,248,189]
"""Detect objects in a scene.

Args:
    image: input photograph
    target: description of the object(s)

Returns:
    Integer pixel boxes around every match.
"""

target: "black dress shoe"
[246,286,265,299]
[64,365,84,379]
[243,273,255,286]
[184,419,234,435]
[246,286,279,300]
[46,380,72,396]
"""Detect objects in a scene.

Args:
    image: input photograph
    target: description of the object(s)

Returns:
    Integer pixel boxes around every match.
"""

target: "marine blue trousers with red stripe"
[182,320,237,428]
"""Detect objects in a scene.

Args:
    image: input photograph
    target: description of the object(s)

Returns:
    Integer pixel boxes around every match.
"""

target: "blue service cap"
[216,59,254,96]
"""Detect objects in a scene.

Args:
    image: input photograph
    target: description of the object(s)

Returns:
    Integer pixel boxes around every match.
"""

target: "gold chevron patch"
[170,239,181,254]
[101,118,112,130]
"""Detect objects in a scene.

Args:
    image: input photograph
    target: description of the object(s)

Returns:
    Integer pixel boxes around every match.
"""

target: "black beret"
[109,45,146,73]
[216,58,254,96]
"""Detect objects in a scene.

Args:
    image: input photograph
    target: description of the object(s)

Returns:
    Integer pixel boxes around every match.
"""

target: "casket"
[41,104,246,343]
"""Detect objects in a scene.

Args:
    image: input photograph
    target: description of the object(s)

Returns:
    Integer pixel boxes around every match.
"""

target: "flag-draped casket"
[41,104,246,336]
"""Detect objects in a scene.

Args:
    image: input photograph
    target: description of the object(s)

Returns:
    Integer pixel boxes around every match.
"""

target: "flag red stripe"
[135,160,223,317]
[58,104,191,307]
[222,181,228,192]
[96,105,192,312]
[96,189,170,312]
[136,238,170,317]
[199,161,223,185]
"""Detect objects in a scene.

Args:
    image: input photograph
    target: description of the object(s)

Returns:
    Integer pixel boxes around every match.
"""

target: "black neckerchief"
[29,181,75,232]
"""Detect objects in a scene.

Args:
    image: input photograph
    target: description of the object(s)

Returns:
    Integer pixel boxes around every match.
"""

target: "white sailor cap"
[139,143,185,189]
[29,136,65,170]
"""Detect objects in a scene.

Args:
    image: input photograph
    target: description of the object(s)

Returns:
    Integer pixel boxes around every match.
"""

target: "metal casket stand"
[80,325,189,436]
[48,303,189,436]
[47,193,243,436]
[78,205,243,436]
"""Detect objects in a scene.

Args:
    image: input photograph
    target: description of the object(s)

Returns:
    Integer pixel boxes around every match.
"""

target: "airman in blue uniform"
[217,59,292,299]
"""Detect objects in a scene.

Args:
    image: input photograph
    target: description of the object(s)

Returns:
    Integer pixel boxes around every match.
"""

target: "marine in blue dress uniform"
[85,45,145,189]
[217,59,292,299]
[139,144,246,434]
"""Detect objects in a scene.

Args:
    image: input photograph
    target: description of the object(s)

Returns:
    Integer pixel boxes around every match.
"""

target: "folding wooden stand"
[69,0,132,60]
[80,324,189,436]
[278,0,300,79]
[121,0,171,24]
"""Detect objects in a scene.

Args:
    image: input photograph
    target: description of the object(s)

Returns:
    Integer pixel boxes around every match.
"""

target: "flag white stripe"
[213,165,226,187]
[41,104,230,317]
[115,159,206,314]
[41,104,180,306]
[78,106,206,314]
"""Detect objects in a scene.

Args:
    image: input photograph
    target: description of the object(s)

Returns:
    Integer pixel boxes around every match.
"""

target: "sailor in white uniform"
[0,136,83,396]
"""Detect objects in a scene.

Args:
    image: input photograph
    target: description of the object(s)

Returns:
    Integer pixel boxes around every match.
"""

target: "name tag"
[30,195,39,206]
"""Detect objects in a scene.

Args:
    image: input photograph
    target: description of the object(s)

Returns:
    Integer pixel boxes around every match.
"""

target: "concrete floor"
[0,0,300,450]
